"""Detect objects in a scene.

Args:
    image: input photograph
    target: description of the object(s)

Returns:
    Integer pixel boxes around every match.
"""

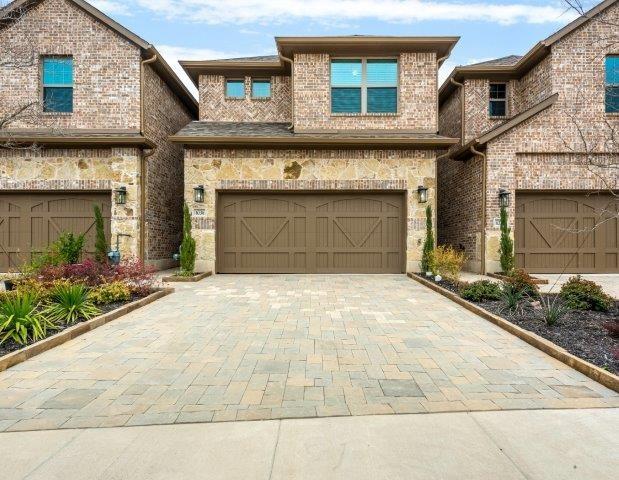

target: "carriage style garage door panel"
[0,192,111,271]
[516,192,618,273]
[217,193,405,273]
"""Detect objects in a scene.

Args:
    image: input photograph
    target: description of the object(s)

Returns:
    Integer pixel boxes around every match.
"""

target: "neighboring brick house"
[438,0,619,274]
[173,36,460,273]
[0,0,197,271]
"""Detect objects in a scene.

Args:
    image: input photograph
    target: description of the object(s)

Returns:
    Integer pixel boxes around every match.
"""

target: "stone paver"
[0,274,617,431]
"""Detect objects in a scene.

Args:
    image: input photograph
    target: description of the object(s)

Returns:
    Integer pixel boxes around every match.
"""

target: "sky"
[87,0,597,97]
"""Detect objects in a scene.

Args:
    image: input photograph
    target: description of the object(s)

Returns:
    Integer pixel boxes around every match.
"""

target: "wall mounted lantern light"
[194,185,205,203]
[498,188,511,208]
[417,185,428,203]
[114,186,127,205]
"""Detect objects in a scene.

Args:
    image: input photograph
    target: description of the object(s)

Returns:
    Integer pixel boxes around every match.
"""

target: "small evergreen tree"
[180,202,196,274]
[421,205,434,273]
[93,205,108,263]
[498,205,515,274]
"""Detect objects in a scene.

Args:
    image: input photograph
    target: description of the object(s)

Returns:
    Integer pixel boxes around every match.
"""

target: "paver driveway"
[0,275,617,432]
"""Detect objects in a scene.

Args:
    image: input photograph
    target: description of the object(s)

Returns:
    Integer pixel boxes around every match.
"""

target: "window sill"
[331,113,399,117]
[489,116,509,120]
[251,97,271,101]
[224,97,245,101]
[42,112,73,116]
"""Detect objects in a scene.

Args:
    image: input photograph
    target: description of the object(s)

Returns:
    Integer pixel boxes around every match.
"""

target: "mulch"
[419,274,619,375]
[0,293,149,358]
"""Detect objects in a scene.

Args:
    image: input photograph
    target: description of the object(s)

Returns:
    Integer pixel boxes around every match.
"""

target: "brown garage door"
[217,193,405,273]
[0,192,111,271]
[516,192,618,273]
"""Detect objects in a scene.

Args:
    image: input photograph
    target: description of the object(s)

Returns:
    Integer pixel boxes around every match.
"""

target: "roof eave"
[0,135,156,149]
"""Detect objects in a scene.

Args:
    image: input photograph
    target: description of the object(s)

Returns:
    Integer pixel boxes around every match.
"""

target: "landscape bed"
[411,273,618,376]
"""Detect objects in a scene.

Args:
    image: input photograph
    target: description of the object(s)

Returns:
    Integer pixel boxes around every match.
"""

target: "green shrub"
[43,284,100,324]
[89,281,131,305]
[0,292,54,345]
[538,295,570,326]
[56,232,85,264]
[180,203,196,275]
[460,280,502,302]
[500,283,524,315]
[430,245,466,282]
[498,205,514,274]
[559,275,613,312]
[505,269,539,298]
[421,205,434,273]
[93,205,108,264]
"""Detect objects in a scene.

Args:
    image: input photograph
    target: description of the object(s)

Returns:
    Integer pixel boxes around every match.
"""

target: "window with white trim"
[489,83,507,118]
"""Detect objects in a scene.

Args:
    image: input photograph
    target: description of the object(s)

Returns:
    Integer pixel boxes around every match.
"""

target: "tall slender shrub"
[498,205,514,274]
[93,205,108,263]
[421,205,434,273]
[180,203,196,274]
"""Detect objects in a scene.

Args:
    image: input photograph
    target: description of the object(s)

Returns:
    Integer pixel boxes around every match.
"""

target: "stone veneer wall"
[142,64,194,268]
[199,75,291,122]
[0,148,141,257]
[183,148,437,273]
[0,0,141,130]
[293,53,438,132]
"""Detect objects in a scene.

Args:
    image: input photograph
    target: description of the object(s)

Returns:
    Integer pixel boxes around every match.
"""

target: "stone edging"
[0,288,174,373]
[161,271,213,282]
[407,273,619,393]
[486,272,548,285]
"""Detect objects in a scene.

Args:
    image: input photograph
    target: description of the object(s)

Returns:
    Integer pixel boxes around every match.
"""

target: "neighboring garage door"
[515,192,618,273]
[0,192,111,271]
[217,193,405,273]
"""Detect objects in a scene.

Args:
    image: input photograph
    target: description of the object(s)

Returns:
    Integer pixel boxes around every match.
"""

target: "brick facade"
[0,0,195,269]
[183,148,437,273]
[438,1,619,272]
[199,75,291,122]
[292,53,438,132]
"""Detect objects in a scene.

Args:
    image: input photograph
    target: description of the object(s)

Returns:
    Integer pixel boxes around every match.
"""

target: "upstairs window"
[489,83,507,117]
[225,79,245,98]
[331,58,398,114]
[42,57,73,113]
[606,55,619,113]
[251,79,271,98]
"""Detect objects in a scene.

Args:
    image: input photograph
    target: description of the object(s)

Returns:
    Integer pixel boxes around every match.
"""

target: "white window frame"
[488,82,508,118]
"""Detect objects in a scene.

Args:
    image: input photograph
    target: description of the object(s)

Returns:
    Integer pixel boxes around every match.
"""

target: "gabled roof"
[170,121,459,149]
[449,93,558,161]
[439,0,618,102]
[181,35,460,88]
[1,0,198,116]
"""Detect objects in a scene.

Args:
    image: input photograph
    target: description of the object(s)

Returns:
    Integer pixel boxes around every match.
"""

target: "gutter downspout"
[436,55,449,133]
[449,77,465,145]
[279,53,294,130]
[139,53,158,263]
[470,144,487,275]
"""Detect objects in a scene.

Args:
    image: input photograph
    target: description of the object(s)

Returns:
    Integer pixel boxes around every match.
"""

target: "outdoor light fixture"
[194,185,205,203]
[114,186,127,205]
[498,189,511,208]
[417,185,428,203]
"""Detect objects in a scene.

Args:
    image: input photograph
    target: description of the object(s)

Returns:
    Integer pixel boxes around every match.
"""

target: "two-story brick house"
[438,0,619,274]
[0,0,197,271]
[172,36,460,273]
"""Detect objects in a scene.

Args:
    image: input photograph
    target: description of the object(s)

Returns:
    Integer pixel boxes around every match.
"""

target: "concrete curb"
[0,288,175,373]
[161,271,212,283]
[407,273,619,393]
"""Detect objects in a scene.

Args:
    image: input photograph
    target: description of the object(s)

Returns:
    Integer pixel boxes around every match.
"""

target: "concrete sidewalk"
[3,408,617,480]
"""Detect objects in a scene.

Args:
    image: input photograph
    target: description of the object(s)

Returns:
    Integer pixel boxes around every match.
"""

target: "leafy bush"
[504,269,539,298]
[430,245,466,281]
[180,203,196,275]
[500,283,524,315]
[93,205,108,264]
[89,281,131,305]
[498,205,514,274]
[421,205,434,273]
[460,280,502,302]
[43,284,100,324]
[559,275,614,312]
[0,292,54,345]
[538,295,570,326]
[56,232,85,264]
